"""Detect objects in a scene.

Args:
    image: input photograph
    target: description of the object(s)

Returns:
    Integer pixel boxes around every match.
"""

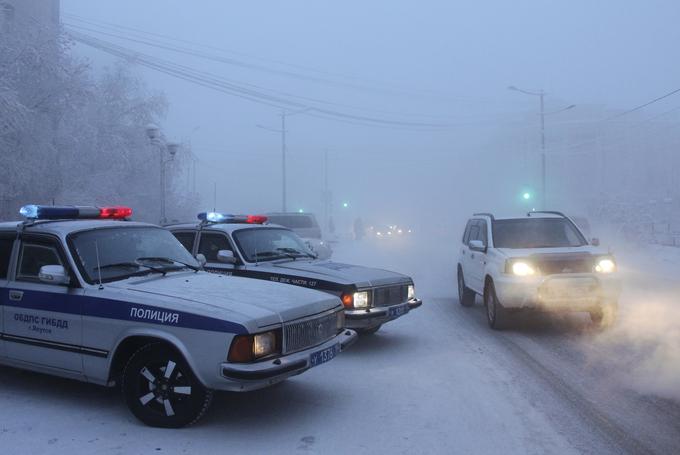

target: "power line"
[66,30,482,130]
[601,87,680,122]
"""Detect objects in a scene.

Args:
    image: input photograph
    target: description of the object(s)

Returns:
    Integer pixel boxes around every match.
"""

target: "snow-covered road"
[1,236,679,454]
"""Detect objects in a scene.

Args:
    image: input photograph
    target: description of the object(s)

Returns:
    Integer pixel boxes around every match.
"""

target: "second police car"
[168,212,423,335]
[0,205,356,428]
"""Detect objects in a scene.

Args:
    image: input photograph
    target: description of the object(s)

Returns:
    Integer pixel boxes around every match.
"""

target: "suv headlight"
[408,285,415,300]
[228,329,281,363]
[595,257,616,273]
[505,259,536,276]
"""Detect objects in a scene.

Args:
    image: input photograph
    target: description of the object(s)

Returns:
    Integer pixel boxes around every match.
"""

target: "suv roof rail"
[473,212,495,221]
[527,210,568,218]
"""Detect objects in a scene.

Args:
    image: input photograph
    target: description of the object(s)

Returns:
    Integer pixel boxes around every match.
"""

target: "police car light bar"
[19,205,133,220]
[197,212,268,224]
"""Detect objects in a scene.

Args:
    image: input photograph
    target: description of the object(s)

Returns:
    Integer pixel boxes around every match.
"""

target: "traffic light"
[342,202,349,208]
[522,192,532,200]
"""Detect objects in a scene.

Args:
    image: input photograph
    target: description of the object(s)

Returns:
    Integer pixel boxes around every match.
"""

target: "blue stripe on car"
[1,288,248,334]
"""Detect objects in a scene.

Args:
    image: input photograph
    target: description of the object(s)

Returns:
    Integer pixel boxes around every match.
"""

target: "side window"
[173,231,196,253]
[468,222,480,244]
[462,221,473,244]
[478,220,488,246]
[17,242,64,282]
[198,233,232,262]
[0,236,13,279]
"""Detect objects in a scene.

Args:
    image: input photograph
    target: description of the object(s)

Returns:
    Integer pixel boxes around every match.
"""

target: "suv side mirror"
[195,253,207,267]
[468,240,486,252]
[591,238,600,246]
[39,265,69,285]
[217,250,237,264]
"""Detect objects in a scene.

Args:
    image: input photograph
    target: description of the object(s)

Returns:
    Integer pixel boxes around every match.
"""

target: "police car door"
[465,221,486,293]
[0,233,15,358]
[3,234,83,373]
[197,231,236,273]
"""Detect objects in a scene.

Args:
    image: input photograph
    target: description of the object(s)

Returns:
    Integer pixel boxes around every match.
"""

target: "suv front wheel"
[484,280,508,330]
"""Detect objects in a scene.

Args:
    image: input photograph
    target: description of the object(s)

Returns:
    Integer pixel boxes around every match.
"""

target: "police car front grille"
[283,311,339,354]
[372,285,408,307]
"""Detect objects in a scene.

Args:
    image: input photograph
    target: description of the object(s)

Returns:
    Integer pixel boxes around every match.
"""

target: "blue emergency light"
[197,212,267,224]
[19,205,133,220]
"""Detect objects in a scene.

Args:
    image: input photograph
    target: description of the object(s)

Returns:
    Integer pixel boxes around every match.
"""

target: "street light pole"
[508,86,574,209]
[257,107,310,212]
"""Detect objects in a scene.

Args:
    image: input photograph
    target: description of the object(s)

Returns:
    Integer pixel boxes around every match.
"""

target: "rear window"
[492,218,587,249]
[267,215,317,229]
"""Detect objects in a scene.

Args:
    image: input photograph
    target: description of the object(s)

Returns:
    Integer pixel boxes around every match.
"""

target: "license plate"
[310,344,339,367]
[388,304,408,318]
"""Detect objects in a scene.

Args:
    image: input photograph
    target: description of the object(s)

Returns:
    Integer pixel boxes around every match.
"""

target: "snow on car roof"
[0,219,156,236]
[168,222,291,234]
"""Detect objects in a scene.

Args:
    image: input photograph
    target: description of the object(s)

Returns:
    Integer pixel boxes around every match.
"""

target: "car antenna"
[95,240,104,290]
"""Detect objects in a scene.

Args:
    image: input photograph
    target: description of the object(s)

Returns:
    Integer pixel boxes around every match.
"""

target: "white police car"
[168,213,423,335]
[457,211,621,329]
[0,205,356,427]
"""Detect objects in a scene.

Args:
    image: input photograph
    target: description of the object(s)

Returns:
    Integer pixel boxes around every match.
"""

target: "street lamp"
[145,124,178,224]
[256,107,311,212]
[508,86,575,209]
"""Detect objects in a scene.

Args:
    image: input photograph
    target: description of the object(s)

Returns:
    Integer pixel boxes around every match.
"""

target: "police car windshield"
[232,228,315,262]
[69,227,199,284]
[492,218,587,249]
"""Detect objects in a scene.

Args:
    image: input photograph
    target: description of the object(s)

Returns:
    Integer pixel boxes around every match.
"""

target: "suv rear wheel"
[122,342,213,428]
[590,301,618,329]
[457,267,476,307]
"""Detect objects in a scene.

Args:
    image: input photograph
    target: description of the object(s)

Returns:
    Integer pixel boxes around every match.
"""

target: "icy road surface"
[1,235,679,454]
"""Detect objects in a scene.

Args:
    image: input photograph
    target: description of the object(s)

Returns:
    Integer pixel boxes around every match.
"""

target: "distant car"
[266,212,332,258]
[0,205,356,428]
[369,224,413,239]
[168,212,423,335]
[456,211,621,329]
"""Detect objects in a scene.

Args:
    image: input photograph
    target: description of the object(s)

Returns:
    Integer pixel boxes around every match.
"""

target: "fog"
[60,0,680,232]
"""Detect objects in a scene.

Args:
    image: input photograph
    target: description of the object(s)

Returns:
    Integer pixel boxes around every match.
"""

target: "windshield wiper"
[94,261,166,279]
[136,256,200,272]
[253,251,287,260]
[276,247,316,259]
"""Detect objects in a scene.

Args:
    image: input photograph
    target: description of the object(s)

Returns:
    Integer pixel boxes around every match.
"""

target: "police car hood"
[496,245,608,258]
[268,260,412,288]
[109,272,340,329]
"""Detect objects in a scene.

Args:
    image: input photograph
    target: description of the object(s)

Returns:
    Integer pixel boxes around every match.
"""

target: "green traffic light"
[342,202,349,208]
[522,192,531,200]
[298,209,304,213]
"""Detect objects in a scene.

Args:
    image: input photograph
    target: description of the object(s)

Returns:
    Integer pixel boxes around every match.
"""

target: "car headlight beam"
[408,285,415,300]
[353,291,369,308]
[595,258,616,273]
[510,261,536,276]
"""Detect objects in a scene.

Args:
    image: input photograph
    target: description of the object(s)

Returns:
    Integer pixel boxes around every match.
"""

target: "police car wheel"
[484,281,508,330]
[122,343,213,428]
[356,325,381,335]
[590,301,618,329]
[457,268,475,307]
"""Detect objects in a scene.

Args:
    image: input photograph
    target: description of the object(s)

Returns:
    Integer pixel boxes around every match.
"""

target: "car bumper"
[218,329,357,391]
[493,273,621,311]
[344,298,422,329]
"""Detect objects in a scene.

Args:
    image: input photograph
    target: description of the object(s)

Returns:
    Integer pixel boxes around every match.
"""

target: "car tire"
[590,301,618,329]
[484,280,508,330]
[457,267,476,307]
[122,342,213,428]
[356,325,382,335]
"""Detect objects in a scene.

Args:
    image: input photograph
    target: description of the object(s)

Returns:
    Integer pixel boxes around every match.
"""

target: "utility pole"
[281,111,287,212]
[539,92,546,210]
[323,149,330,232]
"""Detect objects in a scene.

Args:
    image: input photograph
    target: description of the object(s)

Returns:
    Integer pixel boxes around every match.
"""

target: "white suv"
[456,211,621,329]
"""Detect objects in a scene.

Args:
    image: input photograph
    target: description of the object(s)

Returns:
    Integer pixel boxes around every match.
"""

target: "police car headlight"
[506,260,536,276]
[595,257,616,274]
[228,330,281,363]
[408,285,415,300]
[353,291,369,309]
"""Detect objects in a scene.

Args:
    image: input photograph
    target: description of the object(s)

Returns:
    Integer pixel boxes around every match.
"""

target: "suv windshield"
[232,228,316,262]
[492,218,587,249]
[69,227,199,284]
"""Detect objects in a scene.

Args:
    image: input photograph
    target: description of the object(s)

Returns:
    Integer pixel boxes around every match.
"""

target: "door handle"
[470,253,475,259]
[9,290,23,302]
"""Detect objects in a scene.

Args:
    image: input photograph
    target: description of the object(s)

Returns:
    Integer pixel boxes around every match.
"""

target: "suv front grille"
[283,310,340,354]
[532,254,593,275]
[372,285,408,307]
